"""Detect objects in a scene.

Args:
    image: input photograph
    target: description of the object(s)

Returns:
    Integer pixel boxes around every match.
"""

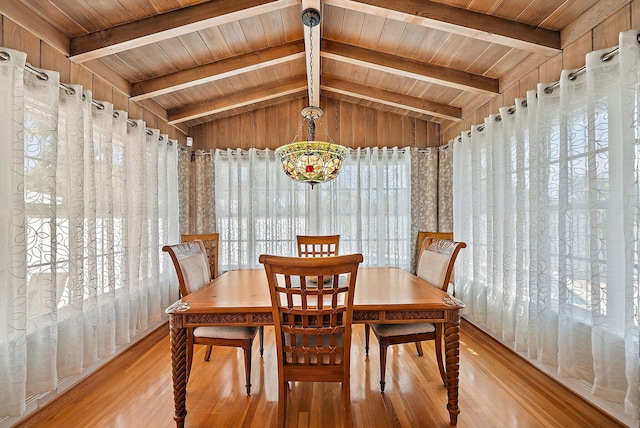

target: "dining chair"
[259,253,363,427]
[296,234,340,257]
[181,233,265,361]
[415,231,454,293]
[365,237,466,392]
[163,240,260,395]
[181,233,220,279]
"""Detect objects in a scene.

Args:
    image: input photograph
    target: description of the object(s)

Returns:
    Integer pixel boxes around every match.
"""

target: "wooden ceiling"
[2,0,606,130]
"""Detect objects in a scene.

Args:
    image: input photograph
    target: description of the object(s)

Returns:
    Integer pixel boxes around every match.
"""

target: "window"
[214,147,411,272]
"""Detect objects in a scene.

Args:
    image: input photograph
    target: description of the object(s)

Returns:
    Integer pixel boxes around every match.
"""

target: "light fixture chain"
[319,118,335,145]
[289,119,304,144]
[309,22,314,105]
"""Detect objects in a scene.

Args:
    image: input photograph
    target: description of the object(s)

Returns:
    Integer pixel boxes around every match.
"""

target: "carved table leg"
[444,318,461,426]
[170,316,188,427]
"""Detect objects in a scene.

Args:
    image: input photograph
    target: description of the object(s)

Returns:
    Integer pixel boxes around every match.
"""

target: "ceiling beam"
[321,40,499,95]
[324,0,561,56]
[302,0,321,107]
[321,76,462,121]
[69,0,299,63]
[131,40,305,101]
[168,77,308,124]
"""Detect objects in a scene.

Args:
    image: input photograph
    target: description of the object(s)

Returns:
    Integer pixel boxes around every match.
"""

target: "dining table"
[165,266,465,427]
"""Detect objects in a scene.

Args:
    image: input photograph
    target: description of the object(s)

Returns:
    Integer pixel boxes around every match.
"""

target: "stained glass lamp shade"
[275,106,348,189]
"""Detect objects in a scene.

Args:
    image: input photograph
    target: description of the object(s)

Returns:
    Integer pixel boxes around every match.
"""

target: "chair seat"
[194,325,258,340]
[371,322,435,337]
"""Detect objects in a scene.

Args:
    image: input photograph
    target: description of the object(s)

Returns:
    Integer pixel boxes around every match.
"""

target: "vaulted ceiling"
[1,0,607,132]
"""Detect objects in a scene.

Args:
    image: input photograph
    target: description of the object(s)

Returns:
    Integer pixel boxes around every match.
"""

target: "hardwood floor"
[15,320,626,428]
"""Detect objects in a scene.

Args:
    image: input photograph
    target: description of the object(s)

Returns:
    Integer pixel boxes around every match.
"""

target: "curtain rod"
[459,35,640,140]
[191,147,440,156]
[542,34,639,94]
[0,50,168,141]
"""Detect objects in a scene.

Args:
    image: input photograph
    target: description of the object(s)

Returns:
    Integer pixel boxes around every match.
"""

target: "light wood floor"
[15,320,626,428]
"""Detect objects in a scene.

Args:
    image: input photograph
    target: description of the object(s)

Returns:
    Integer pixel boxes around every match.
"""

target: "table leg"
[444,318,461,426]
[170,316,188,427]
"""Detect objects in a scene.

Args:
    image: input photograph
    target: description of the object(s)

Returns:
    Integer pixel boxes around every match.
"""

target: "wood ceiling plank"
[114,44,172,79]
[393,23,428,59]
[259,8,288,46]
[490,0,531,21]
[220,20,253,56]
[466,0,502,15]
[540,1,597,30]
[413,28,450,64]
[199,26,235,61]
[321,39,499,95]
[155,37,200,73]
[69,0,299,63]
[430,33,473,68]
[339,9,365,46]
[177,32,217,66]
[0,1,69,55]
[376,16,408,53]
[561,0,631,48]
[464,43,511,77]
[131,40,305,100]
[516,0,568,27]
[357,8,386,47]
[323,0,561,56]
[413,81,462,105]
[321,76,462,121]
[238,15,269,50]
[168,76,308,123]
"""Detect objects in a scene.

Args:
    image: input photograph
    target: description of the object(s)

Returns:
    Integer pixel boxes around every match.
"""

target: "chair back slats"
[296,235,340,257]
[260,254,362,370]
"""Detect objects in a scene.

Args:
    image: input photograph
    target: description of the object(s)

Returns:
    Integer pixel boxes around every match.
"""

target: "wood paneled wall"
[441,0,639,144]
[0,16,187,144]
[189,96,439,151]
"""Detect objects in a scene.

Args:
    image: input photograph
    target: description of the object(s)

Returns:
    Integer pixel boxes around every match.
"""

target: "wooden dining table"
[165,266,465,427]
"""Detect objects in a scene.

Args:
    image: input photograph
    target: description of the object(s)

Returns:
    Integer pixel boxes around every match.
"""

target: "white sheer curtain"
[0,47,179,418]
[453,30,640,422]
[214,147,411,271]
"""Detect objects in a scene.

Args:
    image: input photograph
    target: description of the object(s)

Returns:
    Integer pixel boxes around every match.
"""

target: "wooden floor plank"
[15,320,626,428]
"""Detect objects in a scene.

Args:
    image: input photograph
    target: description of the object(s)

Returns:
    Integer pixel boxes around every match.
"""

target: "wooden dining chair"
[365,237,466,391]
[181,233,265,361]
[163,240,260,395]
[259,253,363,427]
[181,233,220,279]
[296,234,340,257]
[416,231,454,293]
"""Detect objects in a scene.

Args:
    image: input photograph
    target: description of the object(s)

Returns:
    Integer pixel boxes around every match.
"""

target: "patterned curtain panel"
[438,145,453,232]
[178,148,191,235]
[410,147,438,272]
[0,47,179,418]
[178,150,215,235]
[452,30,640,422]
